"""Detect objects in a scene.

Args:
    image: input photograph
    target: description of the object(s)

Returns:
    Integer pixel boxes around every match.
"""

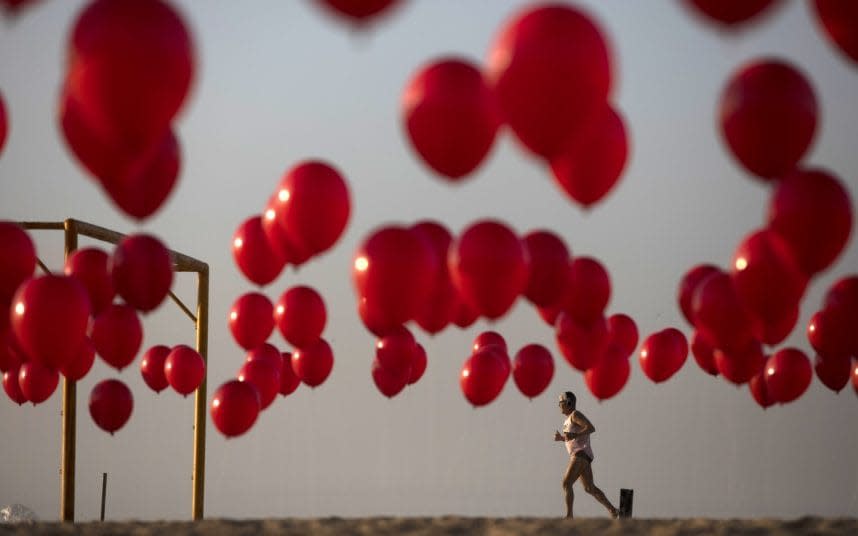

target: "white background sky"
[1,0,857,521]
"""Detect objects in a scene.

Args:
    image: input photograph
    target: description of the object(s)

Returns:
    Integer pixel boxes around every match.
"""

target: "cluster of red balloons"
[58,0,195,220]
[233,160,351,286]
[372,325,426,398]
[807,277,858,394]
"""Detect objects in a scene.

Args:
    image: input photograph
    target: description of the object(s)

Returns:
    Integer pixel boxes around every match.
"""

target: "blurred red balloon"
[291,337,334,388]
[232,216,286,286]
[684,0,781,28]
[111,234,173,313]
[719,59,817,179]
[460,346,508,407]
[749,371,775,409]
[275,286,327,349]
[11,275,91,370]
[0,328,24,373]
[315,0,400,24]
[402,57,499,179]
[472,331,507,355]
[557,257,611,324]
[60,337,95,381]
[677,264,720,327]
[260,193,312,267]
[512,344,554,399]
[210,379,260,438]
[450,297,480,329]
[556,312,609,372]
[279,352,300,396]
[0,90,6,155]
[140,345,170,393]
[0,222,37,303]
[164,345,205,397]
[807,307,855,359]
[584,345,630,401]
[372,358,409,398]
[245,343,282,372]
[814,353,852,393]
[690,331,719,376]
[237,358,280,410]
[607,313,639,358]
[713,340,766,385]
[813,0,858,63]
[449,220,529,320]
[2,365,26,405]
[65,247,114,315]
[639,328,688,383]
[764,348,811,403]
[66,0,194,149]
[90,303,142,371]
[411,221,456,335]
[228,292,274,351]
[522,230,570,308]
[89,379,133,434]
[852,362,858,396]
[408,343,427,385]
[269,160,350,257]
[692,270,756,354]
[767,168,852,276]
[18,360,59,405]
[824,276,858,315]
[376,326,417,378]
[356,295,401,338]
[550,106,629,208]
[486,3,612,160]
[354,225,436,327]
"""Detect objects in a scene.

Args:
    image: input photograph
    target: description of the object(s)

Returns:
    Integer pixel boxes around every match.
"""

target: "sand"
[1,517,857,535]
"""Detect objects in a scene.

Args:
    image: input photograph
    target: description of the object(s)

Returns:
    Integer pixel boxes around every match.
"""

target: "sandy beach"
[1,517,857,535]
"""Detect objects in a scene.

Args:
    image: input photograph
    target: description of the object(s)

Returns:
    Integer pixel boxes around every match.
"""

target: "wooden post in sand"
[619,488,634,518]
[61,220,78,522]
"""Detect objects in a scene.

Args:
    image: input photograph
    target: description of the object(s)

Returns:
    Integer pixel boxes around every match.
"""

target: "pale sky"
[1,0,857,521]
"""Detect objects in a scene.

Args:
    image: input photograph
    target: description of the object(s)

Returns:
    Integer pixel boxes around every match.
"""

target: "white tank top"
[562,411,594,459]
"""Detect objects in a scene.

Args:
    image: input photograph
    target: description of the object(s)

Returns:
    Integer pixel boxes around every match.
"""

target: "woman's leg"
[561,456,586,518]
[580,461,619,518]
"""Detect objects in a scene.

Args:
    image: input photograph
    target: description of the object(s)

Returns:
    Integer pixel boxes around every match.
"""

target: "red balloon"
[512,344,554,399]
[270,160,350,257]
[354,225,436,327]
[237,358,279,411]
[0,90,6,155]
[607,313,639,358]
[460,347,508,407]
[690,331,719,376]
[584,345,630,401]
[376,326,417,378]
[18,360,59,405]
[639,328,689,383]
[402,57,499,179]
[408,343,427,385]
[64,247,114,315]
[767,168,853,275]
[472,331,507,355]
[245,342,282,372]
[852,362,858,396]
[713,340,766,385]
[66,0,194,149]
[140,345,170,393]
[0,222,36,303]
[211,380,260,438]
[260,193,312,267]
[684,0,781,28]
[11,275,91,370]
[291,337,334,388]
[692,270,756,354]
[274,286,326,349]
[232,216,286,286]
[764,348,811,403]
[824,276,858,316]
[449,220,529,320]
[228,292,274,351]
[88,379,133,434]
[60,337,95,381]
[677,264,720,327]
[356,295,401,338]
[719,58,817,180]
[522,230,570,308]
[557,257,611,324]
[486,4,612,159]
[410,221,456,335]
[316,0,400,23]
[807,307,855,359]
[550,106,629,208]
[372,357,409,398]
[2,365,26,405]
[0,328,24,373]
[164,345,205,396]
[731,229,806,344]
[555,312,609,372]
[279,352,300,396]
[111,234,173,313]
[450,297,480,329]
[813,0,858,63]
[814,353,852,393]
[749,371,775,409]
[90,303,142,371]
